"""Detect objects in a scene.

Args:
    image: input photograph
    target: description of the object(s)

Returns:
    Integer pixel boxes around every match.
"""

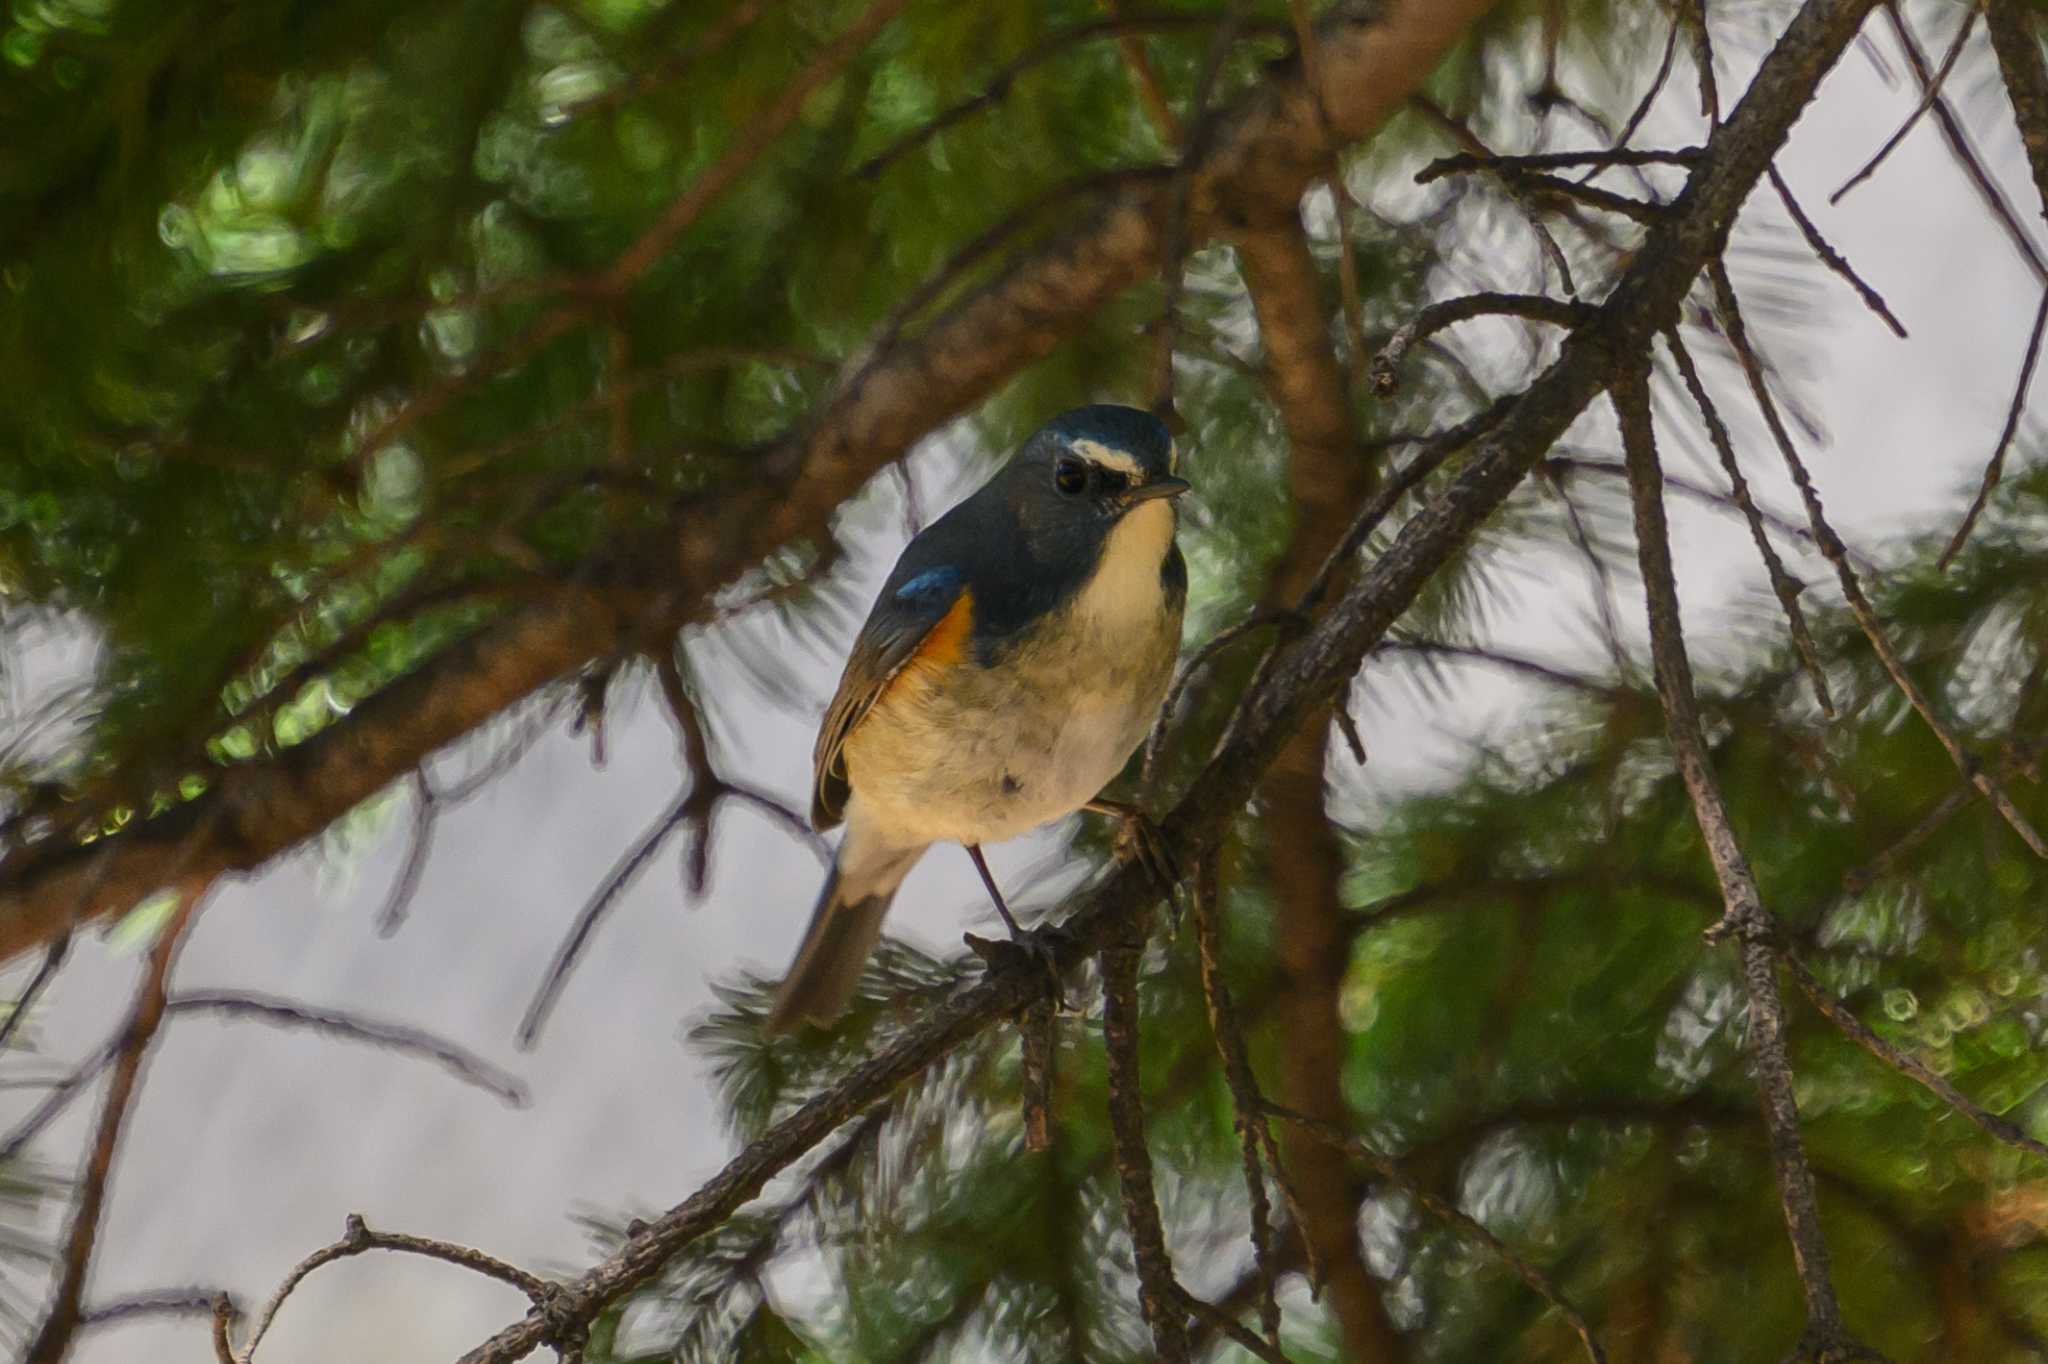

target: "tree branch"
[1100,939,1189,1362]
[23,879,208,1364]
[1612,367,1865,1362]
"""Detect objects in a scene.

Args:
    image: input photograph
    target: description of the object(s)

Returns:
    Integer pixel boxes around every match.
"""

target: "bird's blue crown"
[1036,404,1175,479]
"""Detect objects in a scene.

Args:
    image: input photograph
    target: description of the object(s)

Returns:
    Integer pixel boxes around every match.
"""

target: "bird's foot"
[1085,799,1182,906]
[964,923,1074,1012]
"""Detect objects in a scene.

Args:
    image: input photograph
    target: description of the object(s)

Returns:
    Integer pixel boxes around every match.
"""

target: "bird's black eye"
[1054,457,1088,496]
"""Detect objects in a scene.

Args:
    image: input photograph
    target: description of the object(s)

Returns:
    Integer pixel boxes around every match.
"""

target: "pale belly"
[841,600,1181,847]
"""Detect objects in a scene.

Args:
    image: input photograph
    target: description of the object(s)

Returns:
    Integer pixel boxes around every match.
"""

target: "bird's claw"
[964,925,1071,1012]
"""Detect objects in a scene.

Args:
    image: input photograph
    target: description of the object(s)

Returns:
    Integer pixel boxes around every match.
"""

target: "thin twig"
[1266,1104,1606,1364]
[1782,953,2048,1162]
[1143,610,1307,793]
[1588,13,1682,176]
[1881,2,2048,284]
[1661,328,1835,715]
[1019,997,1054,1152]
[1373,294,1594,395]
[1415,146,1705,183]
[1940,285,2048,568]
[1831,1,1979,203]
[516,791,693,1048]
[1543,465,1631,678]
[1175,1284,1294,1364]
[1408,99,1581,295]
[1690,0,1722,119]
[1708,261,2048,859]
[0,931,69,1051]
[167,992,527,1106]
[233,1214,556,1363]
[23,880,207,1364]
[1765,166,1907,337]
[1100,939,1190,1362]
[1190,856,1284,1348]
[375,769,438,937]
[1102,0,1185,144]
[1613,367,1863,1361]
[79,1287,225,1327]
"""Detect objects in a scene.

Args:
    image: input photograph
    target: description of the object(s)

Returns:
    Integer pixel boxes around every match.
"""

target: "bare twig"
[1831,1,1979,203]
[1543,464,1631,677]
[0,930,68,1052]
[1101,940,1190,1362]
[1613,368,1867,1362]
[1373,294,1594,395]
[23,879,207,1364]
[1189,856,1285,1348]
[1939,285,2048,568]
[516,790,692,1049]
[1766,166,1906,337]
[1690,0,1722,119]
[79,1287,227,1328]
[1143,609,1308,792]
[1415,146,1704,183]
[1408,98,1581,295]
[1266,1104,1606,1364]
[1881,2,2048,284]
[1661,328,1835,715]
[233,1214,556,1363]
[1782,953,2048,1162]
[375,770,438,936]
[1707,261,2048,859]
[167,991,527,1106]
[1175,1284,1295,1364]
[1590,12,1683,175]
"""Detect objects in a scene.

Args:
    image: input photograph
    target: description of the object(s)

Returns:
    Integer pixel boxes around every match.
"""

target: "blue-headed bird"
[766,405,1189,1032]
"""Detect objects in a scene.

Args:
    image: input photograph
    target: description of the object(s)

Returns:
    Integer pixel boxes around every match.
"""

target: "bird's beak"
[1124,475,1191,505]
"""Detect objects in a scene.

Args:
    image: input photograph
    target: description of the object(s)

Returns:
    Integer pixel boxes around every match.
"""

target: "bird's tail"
[764,837,924,1034]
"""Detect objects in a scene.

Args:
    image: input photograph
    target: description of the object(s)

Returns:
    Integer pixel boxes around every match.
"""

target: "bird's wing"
[811,565,972,831]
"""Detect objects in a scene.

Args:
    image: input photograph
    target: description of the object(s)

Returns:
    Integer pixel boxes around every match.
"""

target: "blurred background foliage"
[4,0,2048,1360]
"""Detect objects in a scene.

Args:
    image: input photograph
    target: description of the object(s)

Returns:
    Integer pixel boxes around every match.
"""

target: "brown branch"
[1690,0,1722,119]
[1660,328,1835,715]
[1409,99,1580,296]
[1372,294,1594,395]
[1265,1104,1606,1364]
[79,1286,228,1328]
[1613,368,1867,1362]
[23,879,207,1364]
[232,1214,557,1363]
[1175,1284,1296,1364]
[1782,953,2048,1162]
[1706,261,2048,860]
[1100,939,1189,1362]
[1101,0,1185,145]
[1987,0,2048,234]
[1594,13,1683,173]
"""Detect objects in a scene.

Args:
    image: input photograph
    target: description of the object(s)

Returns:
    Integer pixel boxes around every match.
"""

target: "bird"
[765,404,1190,1033]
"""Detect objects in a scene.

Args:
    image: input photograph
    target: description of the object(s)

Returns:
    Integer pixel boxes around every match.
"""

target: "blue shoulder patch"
[893,566,962,610]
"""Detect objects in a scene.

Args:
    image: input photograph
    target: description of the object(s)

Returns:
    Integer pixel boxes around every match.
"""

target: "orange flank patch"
[895,587,974,689]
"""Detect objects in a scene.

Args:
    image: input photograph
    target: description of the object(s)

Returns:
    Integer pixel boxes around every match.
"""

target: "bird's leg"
[1083,798,1181,902]
[964,843,1066,1008]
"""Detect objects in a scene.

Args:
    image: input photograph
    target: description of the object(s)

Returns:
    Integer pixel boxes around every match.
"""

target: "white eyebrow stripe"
[1071,438,1145,479]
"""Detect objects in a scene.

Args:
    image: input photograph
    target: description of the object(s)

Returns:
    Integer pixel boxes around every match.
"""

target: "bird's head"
[1007,404,1189,523]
